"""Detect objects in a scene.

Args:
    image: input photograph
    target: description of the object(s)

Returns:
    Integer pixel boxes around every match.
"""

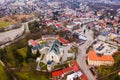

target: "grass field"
[0,20,11,28]
[17,47,27,57]
[0,63,10,80]
[16,72,51,80]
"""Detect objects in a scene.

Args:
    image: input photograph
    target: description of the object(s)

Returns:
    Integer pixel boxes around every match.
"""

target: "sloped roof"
[49,40,60,55]
[52,67,72,77]
[88,50,114,62]
[57,36,69,44]
[28,39,38,47]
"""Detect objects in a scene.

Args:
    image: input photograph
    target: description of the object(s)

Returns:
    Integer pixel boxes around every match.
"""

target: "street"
[76,25,96,80]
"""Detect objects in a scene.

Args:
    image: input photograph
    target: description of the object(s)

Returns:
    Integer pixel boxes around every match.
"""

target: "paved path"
[0,19,36,48]
[76,25,96,80]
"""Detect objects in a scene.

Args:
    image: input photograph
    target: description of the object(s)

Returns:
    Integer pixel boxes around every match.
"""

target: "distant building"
[57,36,69,45]
[88,50,114,66]
[42,35,57,41]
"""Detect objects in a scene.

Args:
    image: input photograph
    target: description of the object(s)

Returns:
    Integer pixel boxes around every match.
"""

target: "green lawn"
[0,20,11,28]
[16,72,51,80]
[54,63,69,69]
[17,47,27,57]
[0,63,10,80]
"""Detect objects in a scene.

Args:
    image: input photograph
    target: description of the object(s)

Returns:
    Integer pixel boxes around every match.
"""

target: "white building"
[93,41,118,55]
[46,40,64,64]
[67,71,83,80]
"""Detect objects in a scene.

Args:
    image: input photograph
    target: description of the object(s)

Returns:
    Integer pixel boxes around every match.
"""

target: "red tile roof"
[55,24,61,28]
[52,61,88,80]
[63,67,73,73]
[28,39,38,47]
[88,50,114,62]
[72,65,80,72]
[57,36,69,44]
[52,62,80,77]
[81,73,88,80]
[52,70,63,77]
[52,67,72,77]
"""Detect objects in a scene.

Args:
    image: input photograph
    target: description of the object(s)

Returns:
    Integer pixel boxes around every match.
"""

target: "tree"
[26,46,32,62]
[26,46,37,63]
[12,49,24,67]
[0,49,9,62]
[34,21,39,28]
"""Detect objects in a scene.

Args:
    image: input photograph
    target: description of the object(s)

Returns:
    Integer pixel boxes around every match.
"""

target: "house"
[66,71,83,80]
[52,67,73,80]
[57,36,69,45]
[42,19,54,26]
[28,39,38,47]
[41,35,57,41]
[88,50,114,66]
[28,39,42,54]
[52,61,88,80]
[93,41,118,55]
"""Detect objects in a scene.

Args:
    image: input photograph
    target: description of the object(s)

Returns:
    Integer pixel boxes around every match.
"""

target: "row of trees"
[26,46,40,63]
[0,49,9,62]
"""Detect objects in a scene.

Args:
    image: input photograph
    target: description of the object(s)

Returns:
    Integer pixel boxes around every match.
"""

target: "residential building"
[52,61,88,80]
[88,50,114,66]
[93,41,118,55]
[42,35,57,41]
[28,39,42,54]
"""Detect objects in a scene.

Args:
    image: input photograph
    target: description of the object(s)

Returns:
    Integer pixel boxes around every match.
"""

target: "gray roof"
[49,40,60,55]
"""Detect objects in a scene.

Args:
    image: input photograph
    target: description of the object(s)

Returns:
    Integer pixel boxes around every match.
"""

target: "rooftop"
[88,50,114,62]
[57,36,69,44]
[49,40,60,55]
[28,39,38,47]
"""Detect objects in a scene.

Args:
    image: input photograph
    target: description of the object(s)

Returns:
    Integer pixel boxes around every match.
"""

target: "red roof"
[72,65,80,72]
[52,67,72,77]
[28,39,38,47]
[52,62,81,77]
[81,73,88,80]
[63,67,72,73]
[88,50,114,62]
[63,27,68,31]
[52,70,63,77]
[43,20,53,24]
[55,24,61,28]
[57,36,69,44]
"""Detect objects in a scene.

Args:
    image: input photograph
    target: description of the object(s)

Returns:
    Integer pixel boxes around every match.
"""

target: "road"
[0,19,36,48]
[76,25,96,80]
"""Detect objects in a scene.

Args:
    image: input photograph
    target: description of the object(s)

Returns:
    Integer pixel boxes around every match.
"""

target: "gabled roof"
[55,24,61,28]
[28,39,38,47]
[57,36,69,44]
[52,69,63,77]
[49,40,60,55]
[52,67,73,77]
